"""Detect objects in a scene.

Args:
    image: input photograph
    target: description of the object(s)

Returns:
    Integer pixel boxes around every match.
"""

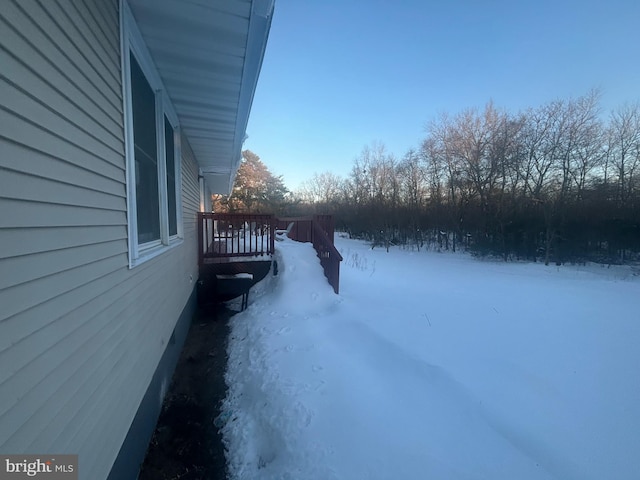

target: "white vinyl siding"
[0,2,200,479]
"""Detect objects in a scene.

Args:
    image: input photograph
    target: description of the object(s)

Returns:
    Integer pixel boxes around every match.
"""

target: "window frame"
[120,0,183,268]
[164,114,180,239]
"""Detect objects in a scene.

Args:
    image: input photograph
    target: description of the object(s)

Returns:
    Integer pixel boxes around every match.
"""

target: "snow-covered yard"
[221,235,640,480]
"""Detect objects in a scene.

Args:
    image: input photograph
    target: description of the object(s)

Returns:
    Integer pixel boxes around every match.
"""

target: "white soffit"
[127,0,273,194]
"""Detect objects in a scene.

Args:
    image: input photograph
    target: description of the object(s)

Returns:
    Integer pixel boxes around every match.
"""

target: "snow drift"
[221,235,640,480]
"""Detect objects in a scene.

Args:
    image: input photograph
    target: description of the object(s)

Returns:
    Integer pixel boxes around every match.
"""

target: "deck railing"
[198,213,275,266]
[278,215,343,294]
[313,214,335,243]
[198,213,342,294]
[276,215,335,243]
[311,220,343,294]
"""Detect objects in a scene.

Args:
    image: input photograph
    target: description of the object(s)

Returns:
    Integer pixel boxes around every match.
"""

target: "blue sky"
[244,0,640,190]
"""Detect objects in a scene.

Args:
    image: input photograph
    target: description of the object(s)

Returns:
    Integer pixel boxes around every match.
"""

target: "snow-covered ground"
[220,235,640,480]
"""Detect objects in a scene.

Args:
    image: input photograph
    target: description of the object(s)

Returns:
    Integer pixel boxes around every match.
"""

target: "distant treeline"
[289,91,640,264]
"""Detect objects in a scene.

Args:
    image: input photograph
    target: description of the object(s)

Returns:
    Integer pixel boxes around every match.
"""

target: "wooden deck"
[198,213,276,264]
[197,213,342,307]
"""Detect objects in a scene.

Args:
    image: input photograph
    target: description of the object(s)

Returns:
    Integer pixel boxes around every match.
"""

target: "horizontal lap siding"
[182,140,201,236]
[0,1,200,479]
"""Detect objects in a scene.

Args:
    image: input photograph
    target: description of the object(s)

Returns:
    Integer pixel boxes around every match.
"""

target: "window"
[165,116,178,237]
[130,52,160,244]
[121,1,182,267]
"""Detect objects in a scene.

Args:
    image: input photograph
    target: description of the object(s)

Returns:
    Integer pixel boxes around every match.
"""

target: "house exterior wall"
[0,1,201,478]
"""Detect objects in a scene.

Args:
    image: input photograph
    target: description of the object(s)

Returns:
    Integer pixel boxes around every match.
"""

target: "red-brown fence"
[276,215,335,243]
[275,216,312,242]
[198,213,275,265]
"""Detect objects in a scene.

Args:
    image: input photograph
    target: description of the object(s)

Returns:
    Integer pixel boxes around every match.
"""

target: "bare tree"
[293,91,640,264]
[298,171,345,208]
[607,103,640,205]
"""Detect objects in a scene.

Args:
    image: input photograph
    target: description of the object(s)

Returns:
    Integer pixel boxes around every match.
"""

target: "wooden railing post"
[270,214,275,255]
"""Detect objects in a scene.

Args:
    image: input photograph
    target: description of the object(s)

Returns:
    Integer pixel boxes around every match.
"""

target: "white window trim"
[120,0,183,268]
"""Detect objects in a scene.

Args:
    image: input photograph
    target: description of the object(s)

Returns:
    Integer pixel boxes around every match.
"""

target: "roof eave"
[215,0,274,194]
[128,0,274,195]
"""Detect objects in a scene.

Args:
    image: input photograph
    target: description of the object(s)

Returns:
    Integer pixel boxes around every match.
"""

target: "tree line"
[293,91,640,264]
